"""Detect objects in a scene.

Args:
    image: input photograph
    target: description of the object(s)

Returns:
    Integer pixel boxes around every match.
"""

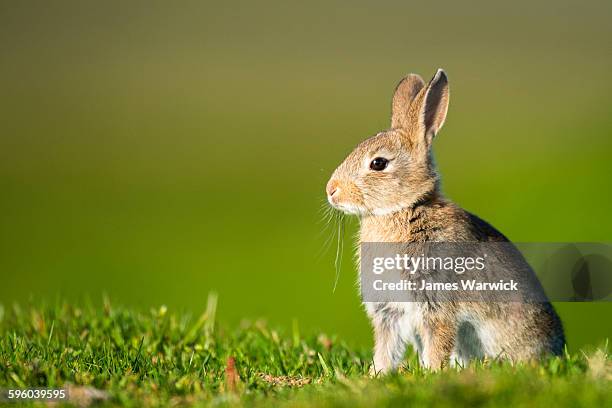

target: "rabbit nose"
[326,180,339,197]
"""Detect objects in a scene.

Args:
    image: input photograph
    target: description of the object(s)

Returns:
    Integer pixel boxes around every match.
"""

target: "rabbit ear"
[420,69,449,142]
[391,74,425,129]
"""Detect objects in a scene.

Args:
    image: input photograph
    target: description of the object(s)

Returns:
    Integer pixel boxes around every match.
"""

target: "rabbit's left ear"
[420,69,449,143]
[391,74,425,129]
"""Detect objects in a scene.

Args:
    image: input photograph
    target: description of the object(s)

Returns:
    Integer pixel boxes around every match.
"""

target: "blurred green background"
[1,1,611,351]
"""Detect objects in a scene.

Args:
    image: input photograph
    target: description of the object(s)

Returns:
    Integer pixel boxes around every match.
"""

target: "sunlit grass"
[0,296,610,407]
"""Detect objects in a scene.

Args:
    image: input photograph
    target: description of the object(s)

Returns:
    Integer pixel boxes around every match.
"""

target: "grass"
[0,296,610,407]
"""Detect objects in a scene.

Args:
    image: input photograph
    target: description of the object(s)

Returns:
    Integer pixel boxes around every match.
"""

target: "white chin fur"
[328,192,408,216]
[330,202,405,217]
[371,205,406,216]
[329,201,365,215]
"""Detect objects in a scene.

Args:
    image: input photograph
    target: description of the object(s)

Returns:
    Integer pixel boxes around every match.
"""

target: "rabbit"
[325,69,565,373]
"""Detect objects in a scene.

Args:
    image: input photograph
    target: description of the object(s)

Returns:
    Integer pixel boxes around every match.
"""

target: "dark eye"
[370,157,389,171]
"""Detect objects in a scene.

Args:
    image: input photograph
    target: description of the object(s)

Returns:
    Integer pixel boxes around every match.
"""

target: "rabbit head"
[326,69,450,216]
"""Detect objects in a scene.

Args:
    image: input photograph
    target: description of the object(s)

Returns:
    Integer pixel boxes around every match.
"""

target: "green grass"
[0,297,610,407]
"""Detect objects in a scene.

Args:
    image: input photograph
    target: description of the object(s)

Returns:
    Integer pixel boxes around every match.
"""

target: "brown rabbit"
[325,69,565,373]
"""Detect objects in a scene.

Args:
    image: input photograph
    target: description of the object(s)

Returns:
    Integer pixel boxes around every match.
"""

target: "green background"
[1,1,610,350]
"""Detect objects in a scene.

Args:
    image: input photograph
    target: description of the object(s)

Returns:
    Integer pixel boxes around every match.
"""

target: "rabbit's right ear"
[420,69,449,143]
[391,74,425,129]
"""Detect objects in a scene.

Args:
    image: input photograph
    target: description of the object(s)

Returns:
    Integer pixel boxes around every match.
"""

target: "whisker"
[316,202,339,260]
[333,212,346,293]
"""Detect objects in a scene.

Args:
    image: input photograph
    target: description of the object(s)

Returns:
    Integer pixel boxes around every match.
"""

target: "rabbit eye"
[370,157,389,171]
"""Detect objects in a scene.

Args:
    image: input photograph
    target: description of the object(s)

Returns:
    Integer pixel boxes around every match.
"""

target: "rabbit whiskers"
[317,201,346,292]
